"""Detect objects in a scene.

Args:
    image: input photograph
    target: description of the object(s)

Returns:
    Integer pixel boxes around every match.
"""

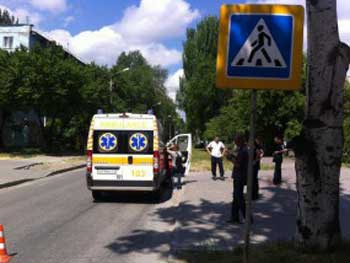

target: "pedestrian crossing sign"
[216,4,304,90]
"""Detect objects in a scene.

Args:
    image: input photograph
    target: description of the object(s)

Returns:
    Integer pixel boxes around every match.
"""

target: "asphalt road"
[0,169,176,263]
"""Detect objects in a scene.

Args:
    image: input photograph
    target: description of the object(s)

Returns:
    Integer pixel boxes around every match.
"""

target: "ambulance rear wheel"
[92,190,104,201]
[151,187,162,202]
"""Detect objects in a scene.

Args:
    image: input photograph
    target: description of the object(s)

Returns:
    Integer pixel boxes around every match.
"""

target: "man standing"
[227,134,249,224]
[206,136,225,180]
[272,135,287,185]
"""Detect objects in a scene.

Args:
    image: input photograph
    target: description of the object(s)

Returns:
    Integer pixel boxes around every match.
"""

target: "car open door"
[167,134,192,176]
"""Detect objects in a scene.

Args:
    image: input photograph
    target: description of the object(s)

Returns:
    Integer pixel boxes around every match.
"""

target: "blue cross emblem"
[99,133,117,151]
[130,133,148,152]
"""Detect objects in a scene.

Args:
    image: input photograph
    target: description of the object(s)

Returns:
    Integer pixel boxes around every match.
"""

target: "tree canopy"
[178,16,309,153]
[0,46,179,152]
[0,8,18,25]
[177,16,230,138]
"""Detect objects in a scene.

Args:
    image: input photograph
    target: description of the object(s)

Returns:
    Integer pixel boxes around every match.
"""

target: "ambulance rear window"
[93,130,154,154]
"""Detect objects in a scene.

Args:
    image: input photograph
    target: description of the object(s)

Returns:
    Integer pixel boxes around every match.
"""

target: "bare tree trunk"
[0,110,9,149]
[293,0,350,250]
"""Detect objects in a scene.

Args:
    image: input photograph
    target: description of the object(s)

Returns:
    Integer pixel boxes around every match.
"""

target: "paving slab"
[0,157,85,187]
[171,159,350,252]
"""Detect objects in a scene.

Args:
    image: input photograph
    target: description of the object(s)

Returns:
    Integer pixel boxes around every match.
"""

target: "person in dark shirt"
[227,134,249,224]
[167,143,184,189]
[253,137,264,200]
[272,135,287,185]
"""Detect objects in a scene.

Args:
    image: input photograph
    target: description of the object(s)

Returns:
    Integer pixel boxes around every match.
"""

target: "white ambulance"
[86,113,192,201]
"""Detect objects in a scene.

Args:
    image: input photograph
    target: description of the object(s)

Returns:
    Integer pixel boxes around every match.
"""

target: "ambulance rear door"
[91,116,155,188]
[168,134,192,176]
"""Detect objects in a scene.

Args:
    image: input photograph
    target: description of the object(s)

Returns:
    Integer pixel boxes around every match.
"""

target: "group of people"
[166,134,287,223]
[206,135,286,224]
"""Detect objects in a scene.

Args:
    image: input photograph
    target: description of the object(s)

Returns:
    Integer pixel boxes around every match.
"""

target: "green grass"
[0,148,85,161]
[191,148,232,172]
[171,241,350,263]
[63,156,86,163]
[191,148,274,172]
[260,163,275,170]
[0,148,43,159]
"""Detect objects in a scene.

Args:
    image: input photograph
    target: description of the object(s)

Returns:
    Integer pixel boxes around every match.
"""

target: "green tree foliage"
[0,8,18,25]
[6,45,86,151]
[177,16,230,138]
[0,47,178,152]
[0,49,17,147]
[0,8,20,147]
[204,90,305,152]
[112,51,162,113]
[113,51,179,140]
[179,15,308,152]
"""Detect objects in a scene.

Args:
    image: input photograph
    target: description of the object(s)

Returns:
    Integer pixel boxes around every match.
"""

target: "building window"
[3,36,14,49]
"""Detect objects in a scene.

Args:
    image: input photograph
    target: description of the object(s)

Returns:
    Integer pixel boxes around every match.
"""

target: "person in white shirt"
[206,136,225,180]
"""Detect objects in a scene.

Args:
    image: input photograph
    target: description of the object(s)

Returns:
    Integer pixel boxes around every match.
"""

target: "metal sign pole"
[243,89,257,263]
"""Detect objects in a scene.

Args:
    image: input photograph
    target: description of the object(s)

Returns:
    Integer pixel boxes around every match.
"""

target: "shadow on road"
[93,186,174,204]
[105,177,350,258]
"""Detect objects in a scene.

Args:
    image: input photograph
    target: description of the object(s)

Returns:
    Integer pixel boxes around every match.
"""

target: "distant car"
[194,140,205,149]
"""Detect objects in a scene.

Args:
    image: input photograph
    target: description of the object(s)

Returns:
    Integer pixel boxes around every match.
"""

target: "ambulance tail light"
[153,151,160,174]
[87,150,93,173]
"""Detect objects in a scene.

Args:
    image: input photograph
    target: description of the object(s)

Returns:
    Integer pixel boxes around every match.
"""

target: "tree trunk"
[0,110,9,149]
[293,0,350,250]
[36,111,48,151]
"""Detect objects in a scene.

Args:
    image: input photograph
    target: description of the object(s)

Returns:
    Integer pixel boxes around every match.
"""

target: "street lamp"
[168,114,174,138]
[147,102,162,115]
[110,67,130,107]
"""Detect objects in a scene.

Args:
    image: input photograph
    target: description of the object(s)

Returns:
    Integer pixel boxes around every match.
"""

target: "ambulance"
[86,112,192,201]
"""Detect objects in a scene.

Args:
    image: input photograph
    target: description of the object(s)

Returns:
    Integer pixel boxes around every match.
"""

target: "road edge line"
[0,164,85,190]
[167,177,186,262]
[45,164,85,177]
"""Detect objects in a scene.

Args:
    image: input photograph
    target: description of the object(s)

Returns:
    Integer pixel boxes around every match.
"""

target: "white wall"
[0,25,32,51]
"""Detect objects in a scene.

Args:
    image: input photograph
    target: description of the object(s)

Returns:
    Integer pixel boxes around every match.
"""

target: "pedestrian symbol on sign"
[231,19,287,68]
[216,4,304,90]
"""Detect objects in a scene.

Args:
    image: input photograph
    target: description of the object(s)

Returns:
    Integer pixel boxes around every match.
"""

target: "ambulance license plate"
[97,169,117,175]
[116,174,123,180]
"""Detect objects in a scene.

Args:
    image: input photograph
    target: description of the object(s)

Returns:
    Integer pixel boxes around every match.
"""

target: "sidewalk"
[0,156,85,188]
[171,159,350,251]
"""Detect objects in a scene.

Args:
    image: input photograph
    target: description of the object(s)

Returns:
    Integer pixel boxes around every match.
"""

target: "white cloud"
[47,27,182,67]
[29,0,67,13]
[46,0,198,67]
[63,16,74,28]
[136,43,181,67]
[165,69,184,100]
[115,0,200,43]
[0,4,42,25]
[47,29,73,48]
[67,27,125,65]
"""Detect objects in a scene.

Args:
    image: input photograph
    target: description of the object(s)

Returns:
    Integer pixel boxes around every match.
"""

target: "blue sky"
[1,0,349,99]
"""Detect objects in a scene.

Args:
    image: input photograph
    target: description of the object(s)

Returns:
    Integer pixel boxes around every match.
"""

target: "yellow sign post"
[216,4,304,263]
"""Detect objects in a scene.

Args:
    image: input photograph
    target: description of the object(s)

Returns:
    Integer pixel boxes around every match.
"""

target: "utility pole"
[109,79,113,106]
[109,67,129,110]
[243,89,257,263]
[168,115,173,139]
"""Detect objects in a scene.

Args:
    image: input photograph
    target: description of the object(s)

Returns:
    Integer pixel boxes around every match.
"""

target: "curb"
[45,164,85,177]
[0,164,85,190]
[14,162,44,170]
